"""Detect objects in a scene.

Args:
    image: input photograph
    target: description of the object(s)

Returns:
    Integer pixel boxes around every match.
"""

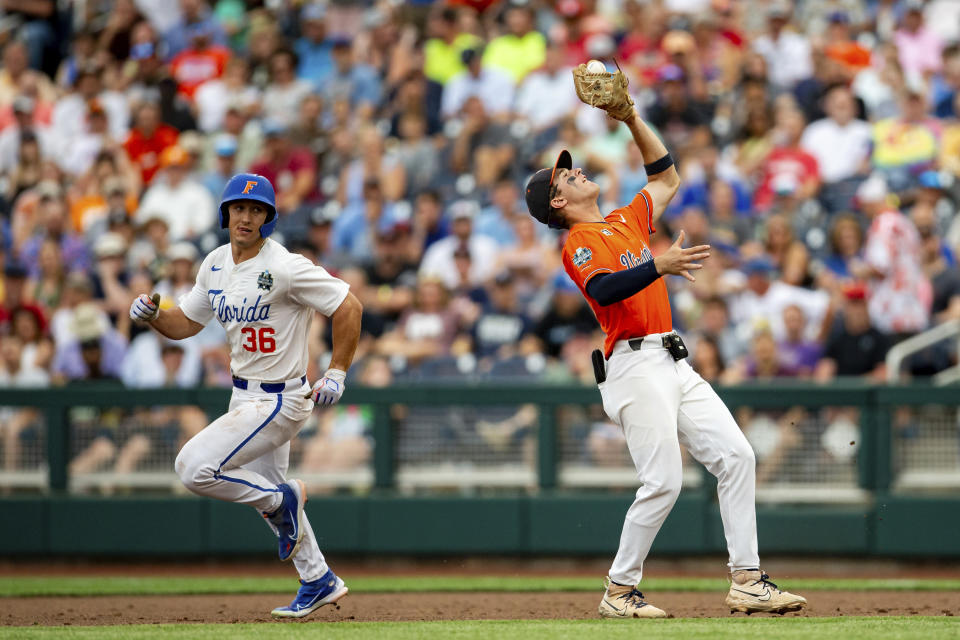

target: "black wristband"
[644,153,674,175]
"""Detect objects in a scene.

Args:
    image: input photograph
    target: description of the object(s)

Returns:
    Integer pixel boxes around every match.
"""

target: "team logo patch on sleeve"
[257,270,274,291]
[572,247,593,267]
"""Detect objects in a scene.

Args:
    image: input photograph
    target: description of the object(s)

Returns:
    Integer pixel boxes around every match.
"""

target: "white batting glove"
[307,369,346,407]
[129,293,160,322]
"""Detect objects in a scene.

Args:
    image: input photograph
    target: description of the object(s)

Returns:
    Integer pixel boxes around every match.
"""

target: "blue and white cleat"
[271,570,348,619]
[264,479,306,562]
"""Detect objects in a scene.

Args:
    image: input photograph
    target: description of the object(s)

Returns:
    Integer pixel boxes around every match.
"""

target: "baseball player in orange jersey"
[525,112,807,617]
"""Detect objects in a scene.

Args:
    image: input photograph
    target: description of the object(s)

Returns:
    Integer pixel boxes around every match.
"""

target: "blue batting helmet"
[219,173,278,238]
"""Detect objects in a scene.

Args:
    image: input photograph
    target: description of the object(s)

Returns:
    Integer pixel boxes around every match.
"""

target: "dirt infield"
[4,591,959,626]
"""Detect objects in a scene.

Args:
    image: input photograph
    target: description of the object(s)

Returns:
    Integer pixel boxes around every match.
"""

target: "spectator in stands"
[423,6,480,87]
[17,183,89,278]
[871,89,941,191]
[752,2,814,91]
[442,46,515,119]
[753,108,820,212]
[51,301,126,382]
[328,37,382,121]
[515,43,577,135]
[135,146,215,241]
[482,2,545,84]
[738,328,795,380]
[531,271,596,359]
[729,257,829,344]
[410,189,449,255]
[815,284,888,381]
[854,174,932,337]
[778,304,822,377]
[0,96,51,178]
[470,271,531,362]
[261,48,313,129]
[375,276,462,367]
[164,0,227,59]
[800,84,871,210]
[690,334,728,385]
[294,3,334,89]
[249,121,318,221]
[420,200,498,290]
[123,102,179,186]
[193,58,259,134]
[170,22,230,101]
[894,0,944,83]
[200,134,236,201]
[644,64,713,158]
[820,213,865,282]
[0,333,49,470]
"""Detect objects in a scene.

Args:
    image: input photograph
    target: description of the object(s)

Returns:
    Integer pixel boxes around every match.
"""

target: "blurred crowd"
[0,0,959,402]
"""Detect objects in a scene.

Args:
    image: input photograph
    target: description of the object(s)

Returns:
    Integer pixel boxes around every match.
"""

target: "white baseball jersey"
[179,238,349,382]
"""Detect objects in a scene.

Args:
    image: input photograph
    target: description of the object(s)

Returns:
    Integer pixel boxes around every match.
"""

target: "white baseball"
[586,60,606,73]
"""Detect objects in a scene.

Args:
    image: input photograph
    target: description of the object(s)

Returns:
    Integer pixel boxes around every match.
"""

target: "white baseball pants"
[175,381,330,582]
[599,334,759,586]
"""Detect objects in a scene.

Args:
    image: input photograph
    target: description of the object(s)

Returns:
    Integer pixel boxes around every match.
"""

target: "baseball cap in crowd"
[70,303,107,344]
[460,46,482,65]
[855,174,888,204]
[103,176,126,196]
[450,199,480,221]
[130,42,155,60]
[331,34,352,49]
[919,170,946,190]
[262,120,289,138]
[310,202,340,226]
[494,270,515,286]
[843,282,868,301]
[742,256,776,276]
[94,232,127,258]
[167,242,198,263]
[767,1,791,18]
[525,149,572,227]
[3,262,27,279]
[552,270,580,294]
[160,145,189,168]
[658,64,686,83]
[904,0,925,13]
[12,95,34,114]
[36,180,62,201]
[301,3,326,21]
[213,134,238,157]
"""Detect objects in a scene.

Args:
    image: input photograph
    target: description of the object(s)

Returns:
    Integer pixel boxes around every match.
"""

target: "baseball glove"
[572,64,635,122]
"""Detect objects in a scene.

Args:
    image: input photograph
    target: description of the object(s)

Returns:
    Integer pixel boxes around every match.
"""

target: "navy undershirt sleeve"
[585,260,661,306]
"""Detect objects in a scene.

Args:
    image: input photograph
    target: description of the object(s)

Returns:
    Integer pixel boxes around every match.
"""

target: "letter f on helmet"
[219,173,278,237]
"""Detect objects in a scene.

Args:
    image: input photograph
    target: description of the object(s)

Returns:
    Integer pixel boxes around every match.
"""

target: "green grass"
[2,618,959,640]
[2,576,960,597]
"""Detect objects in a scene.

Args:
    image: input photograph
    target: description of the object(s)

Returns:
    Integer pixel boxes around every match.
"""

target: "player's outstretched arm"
[129,294,204,340]
[624,112,680,223]
[307,291,363,407]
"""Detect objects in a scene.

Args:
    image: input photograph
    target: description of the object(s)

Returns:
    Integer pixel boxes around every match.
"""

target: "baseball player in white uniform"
[129,173,362,618]
[525,99,807,617]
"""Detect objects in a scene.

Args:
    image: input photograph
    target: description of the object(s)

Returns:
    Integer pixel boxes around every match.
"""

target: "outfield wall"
[3,494,960,557]
[2,382,959,558]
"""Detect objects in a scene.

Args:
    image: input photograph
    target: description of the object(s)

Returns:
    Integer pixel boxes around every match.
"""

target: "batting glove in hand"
[307,369,347,407]
[130,293,161,322]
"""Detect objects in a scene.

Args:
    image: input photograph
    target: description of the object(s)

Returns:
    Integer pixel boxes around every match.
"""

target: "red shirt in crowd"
[123,124,180,185]
[752,147,820,211]
[249,147,319,205]
[171,46,230,100]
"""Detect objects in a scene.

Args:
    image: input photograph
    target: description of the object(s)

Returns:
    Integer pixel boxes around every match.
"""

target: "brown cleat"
[725,569,807,614]
[598,576,668,619]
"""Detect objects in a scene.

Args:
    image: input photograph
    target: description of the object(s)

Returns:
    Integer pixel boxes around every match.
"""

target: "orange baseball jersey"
[561,189,672,358]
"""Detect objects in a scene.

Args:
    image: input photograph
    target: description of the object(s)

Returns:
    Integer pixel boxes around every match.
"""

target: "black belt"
[232,375,307,393]
[627,334,673,350]
[628,333,688,361]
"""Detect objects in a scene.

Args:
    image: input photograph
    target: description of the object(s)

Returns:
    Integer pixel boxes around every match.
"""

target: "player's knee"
[174,450,215,494]
[641,466,683,503]
[727,439,757,470]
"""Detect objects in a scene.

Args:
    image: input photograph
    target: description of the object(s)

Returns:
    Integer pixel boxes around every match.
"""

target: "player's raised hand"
[129,293,161,322]
[653,230,710,282]
[306,369,347,407]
